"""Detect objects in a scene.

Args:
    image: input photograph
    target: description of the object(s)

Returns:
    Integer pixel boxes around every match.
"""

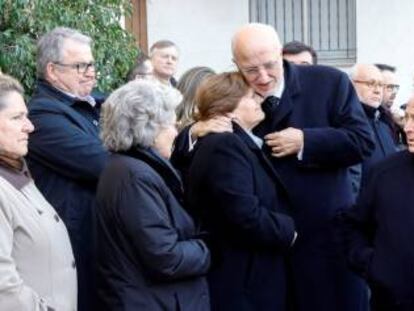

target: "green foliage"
[0,0,139,94]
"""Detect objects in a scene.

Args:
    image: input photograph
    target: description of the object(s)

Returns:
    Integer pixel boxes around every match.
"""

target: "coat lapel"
[254,61,301,136]
[123,147,184,204]
[233,122,287,192]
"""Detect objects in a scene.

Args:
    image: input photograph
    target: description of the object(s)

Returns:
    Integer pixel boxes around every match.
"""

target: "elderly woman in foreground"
[95,80,210,310]
[0,74,77,310]
[186,72,296,310]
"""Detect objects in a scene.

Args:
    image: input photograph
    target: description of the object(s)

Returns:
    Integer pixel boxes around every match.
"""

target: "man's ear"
[232,58,241,72]
[45,62,58,82]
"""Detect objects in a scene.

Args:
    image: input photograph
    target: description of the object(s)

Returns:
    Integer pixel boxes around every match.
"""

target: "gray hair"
[0,74,24,110]
[348,64,358,80]
[101,80,182,151]
[36,27,92,78]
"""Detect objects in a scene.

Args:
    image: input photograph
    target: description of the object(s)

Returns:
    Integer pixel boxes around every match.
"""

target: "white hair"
[100,80,182,151]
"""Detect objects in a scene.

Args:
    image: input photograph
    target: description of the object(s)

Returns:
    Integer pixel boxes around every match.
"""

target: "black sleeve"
[118,172,210,281]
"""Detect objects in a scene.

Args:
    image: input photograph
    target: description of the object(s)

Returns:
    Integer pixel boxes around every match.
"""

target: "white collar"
[272,77,285,98]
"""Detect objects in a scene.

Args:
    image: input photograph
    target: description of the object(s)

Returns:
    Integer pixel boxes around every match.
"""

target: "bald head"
[350,64,382,80]
[350,64,383,108]
[232,23,282,62]
[231,23,284,96]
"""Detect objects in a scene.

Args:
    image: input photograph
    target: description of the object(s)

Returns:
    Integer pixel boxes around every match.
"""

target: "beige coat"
[0,173,77,311]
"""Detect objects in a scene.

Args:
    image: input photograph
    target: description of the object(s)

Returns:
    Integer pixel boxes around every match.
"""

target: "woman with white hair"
[95,79,210,310]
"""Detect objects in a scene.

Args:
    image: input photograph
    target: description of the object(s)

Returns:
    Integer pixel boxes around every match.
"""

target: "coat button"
[54,214,60,222]
[37,210,43,215]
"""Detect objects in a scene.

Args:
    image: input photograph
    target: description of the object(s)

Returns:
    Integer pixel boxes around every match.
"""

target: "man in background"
[282,40,317,65]
[150,40,179,87]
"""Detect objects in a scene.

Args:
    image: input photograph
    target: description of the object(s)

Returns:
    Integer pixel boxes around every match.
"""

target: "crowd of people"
[0,22,413,311]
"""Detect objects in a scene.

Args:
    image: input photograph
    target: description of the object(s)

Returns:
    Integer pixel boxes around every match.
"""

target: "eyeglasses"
[53,61,96,74]
[384,84,400,92]
[240,60,280,78]
[353,80,384,89]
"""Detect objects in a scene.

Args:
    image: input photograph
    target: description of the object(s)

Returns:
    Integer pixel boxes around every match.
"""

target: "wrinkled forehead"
[355,66,383,81]
[234,41,281,67]
[61,39,93,60]
[152,46,179,56]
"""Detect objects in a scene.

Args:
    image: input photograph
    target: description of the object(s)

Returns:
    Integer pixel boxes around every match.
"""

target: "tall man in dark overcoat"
[173,23,375,311]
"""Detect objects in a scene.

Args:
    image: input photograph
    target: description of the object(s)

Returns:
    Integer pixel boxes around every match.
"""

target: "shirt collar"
[60,90,96,107]
[244,128,263,149]
[270,77,285,99]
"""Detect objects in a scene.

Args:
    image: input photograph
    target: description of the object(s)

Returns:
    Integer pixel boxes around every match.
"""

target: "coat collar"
[122,146,184,203]
[232,122,288,193]
[0,159,31,190]
[34,79,105,108]
[254,61,300,135]
[271,61,300,129]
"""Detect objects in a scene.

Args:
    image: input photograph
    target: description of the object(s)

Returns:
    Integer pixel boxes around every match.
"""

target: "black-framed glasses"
[384,84,400,92]
[353,79,384,89]
[53,61,95,74]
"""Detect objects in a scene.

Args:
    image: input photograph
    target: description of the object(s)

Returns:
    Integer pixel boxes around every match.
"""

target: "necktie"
[262,95,279,116]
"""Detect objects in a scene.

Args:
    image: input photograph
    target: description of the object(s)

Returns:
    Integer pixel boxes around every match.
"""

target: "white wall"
[147,0,249,78]
[357,0,414,107]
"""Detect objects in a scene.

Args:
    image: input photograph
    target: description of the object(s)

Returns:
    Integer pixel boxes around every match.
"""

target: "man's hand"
[264,127,304,157]
[190,115,233,140]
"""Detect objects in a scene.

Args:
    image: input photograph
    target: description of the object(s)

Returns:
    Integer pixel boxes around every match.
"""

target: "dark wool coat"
[187,123,296,310]
[95,148,210,311]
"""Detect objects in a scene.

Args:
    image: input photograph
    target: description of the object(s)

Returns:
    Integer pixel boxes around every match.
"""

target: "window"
[249,0,356,66]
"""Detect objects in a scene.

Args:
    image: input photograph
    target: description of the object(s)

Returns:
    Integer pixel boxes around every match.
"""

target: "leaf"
[0,0,139,94]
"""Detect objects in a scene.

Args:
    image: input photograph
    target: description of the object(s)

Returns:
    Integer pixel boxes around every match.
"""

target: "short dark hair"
[283,40,318,64]
[149,40,177,54]
[375,63,396,73]
[126,53,151,81]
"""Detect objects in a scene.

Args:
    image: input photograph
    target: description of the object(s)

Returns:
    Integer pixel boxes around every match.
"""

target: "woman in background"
[176,66,215,129]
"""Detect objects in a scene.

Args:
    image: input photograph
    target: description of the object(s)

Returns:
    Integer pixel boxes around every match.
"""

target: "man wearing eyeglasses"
[27,27,109,311]
[349,64,398,193]
[172,23,374,311]
[375,64,400,110]
[374,64,407,148]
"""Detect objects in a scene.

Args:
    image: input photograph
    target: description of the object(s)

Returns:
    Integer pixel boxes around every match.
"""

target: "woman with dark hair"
[0,74,77,310]
[186,72,296,310]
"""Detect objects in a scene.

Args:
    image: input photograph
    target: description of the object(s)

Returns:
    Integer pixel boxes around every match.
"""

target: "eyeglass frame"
[384,83,400,92]
[238,59,281,79]
[352,79,384,89]
[53,61,96,74]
